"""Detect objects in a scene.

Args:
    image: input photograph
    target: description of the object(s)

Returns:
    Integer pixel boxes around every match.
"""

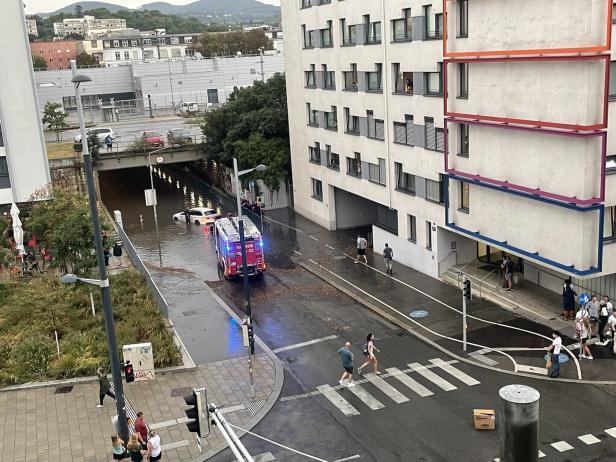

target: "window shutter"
[394,123,406,143]
[405,117,414,145]
[436,128,444,152]
[425,119,435,149]
[375,120,385,140]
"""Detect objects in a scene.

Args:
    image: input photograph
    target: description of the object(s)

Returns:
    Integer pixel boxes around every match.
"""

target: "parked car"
[173,207,220,226]
[178,101,199,113]
[167,128,193,145]
[73,127,116,143]
[142,131,165,147]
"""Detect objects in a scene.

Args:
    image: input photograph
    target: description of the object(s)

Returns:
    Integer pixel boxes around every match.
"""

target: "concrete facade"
[282,0,616,292]
[0,1,51,206]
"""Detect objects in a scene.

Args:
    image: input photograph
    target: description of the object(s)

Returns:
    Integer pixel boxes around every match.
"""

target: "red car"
[142,131,165,147]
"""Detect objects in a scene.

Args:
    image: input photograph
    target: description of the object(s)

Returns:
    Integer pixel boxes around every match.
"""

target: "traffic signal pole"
[462,276,471,352]
[209,404,254,462]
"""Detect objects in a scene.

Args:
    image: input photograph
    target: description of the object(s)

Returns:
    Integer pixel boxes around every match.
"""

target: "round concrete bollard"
[499,384,540,462]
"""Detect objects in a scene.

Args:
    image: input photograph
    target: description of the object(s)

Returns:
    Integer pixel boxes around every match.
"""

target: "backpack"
[362,343,369,356]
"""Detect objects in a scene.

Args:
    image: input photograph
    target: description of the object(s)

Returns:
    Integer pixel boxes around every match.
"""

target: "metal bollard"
[499,384,540,462]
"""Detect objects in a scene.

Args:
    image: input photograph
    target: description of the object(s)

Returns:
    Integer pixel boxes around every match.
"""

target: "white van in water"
[178,101,199,113]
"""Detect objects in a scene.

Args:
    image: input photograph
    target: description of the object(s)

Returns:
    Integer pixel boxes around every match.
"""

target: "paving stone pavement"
[0,354,275,462]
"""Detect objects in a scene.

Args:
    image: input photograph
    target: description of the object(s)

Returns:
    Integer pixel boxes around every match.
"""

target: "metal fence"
[572,273,616,302]
[115,225,169,318]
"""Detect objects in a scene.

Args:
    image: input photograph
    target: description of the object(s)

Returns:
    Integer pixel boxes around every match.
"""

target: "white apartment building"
[282,0,616,298]
[0,1,51,207]
[54,16,127,39]
[101,32,198,63]
[26,18,38,37]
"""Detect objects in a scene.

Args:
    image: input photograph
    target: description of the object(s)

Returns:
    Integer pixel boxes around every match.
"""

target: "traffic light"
[463,278,472,301]
[124,361,135,383]
[184,389,204,437]
[247,322,255,355]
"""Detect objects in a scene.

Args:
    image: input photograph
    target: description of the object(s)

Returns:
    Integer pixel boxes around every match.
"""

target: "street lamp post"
[144,145,180,267]
[70,60,129,443]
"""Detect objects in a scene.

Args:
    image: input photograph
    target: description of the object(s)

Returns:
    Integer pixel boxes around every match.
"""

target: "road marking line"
[604,426,616,438]
[220,404,246,414]
[263,216,304,233]
[364,373,409,404]
[516,364,548,376]
[469,351,499,366]
[310,235,319,241]
[293,249,303,256]
[551,441,574,452]
[346,384,385,410]
[326,244,336,250]
[317,384,360,416]
[578,434,601,445]
[149,419,178,430]
[428,358,481,386]
[386,367,434,397]
[408,362,457,391]
[176,416,190,423]
[273,335,338,353]
[539,451,546,458]
[160,440,190,451]
[333,456,361,462]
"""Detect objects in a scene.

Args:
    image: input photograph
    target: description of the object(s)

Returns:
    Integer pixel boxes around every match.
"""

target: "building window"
[323,65,335,89]
[392,8,412,42]
[184,37,193,44]
[327,147,340,170]
[123,51,129,60]
[459,124,469,156]
[423,5,443,39]
[347,152,362,177]
[301,0,313,8]
[130,39,138,46]
[325,106,338,130]
[610,61,616,101]
[394,115,414,146]
[436,127,445,152]
[91,40,98,47]
[368,158,386,185]
[115,52,121,60]
[341,19,357,46]
[605,206,616,241]
[425,177,444,203]
[321,21,333,47]
[122,40,128,47]
[458,0,468,37]
[0,157,8,176]
[425,63,443,96]
[343,64,358,91]
[143,39,152,45]
[460,182,470,212]
[426,221,433,249]
[606,155,616,173]
[207,89,219,104]
[344,108,360,134]
[113,40,119,47]
[367,64,383,92]
[309,142,321,163]
[377,205,398,235]
[311,178,323,201]
[458,63,468,98]
[307,103,319,126]
[393,63,414,94]
[364,15,382,44]
[367,111,384,140]
[170,37,180,45]
[158,38,166,45]
[425,117,436,150]
[305,64,316,88]
[395,162,416,194]
[103,41,111,47]
[408,215,417,242]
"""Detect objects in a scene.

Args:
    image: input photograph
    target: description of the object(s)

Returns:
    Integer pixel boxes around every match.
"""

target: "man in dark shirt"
[337,341,355,388]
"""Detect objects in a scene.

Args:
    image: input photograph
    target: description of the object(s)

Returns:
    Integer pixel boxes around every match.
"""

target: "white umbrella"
[10,202,24,256]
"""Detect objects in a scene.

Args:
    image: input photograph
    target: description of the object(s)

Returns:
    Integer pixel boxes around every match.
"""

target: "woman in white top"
[358,333,381,375]
[575,308,593,359]
[147,430,162,462]
[546,331,562,378]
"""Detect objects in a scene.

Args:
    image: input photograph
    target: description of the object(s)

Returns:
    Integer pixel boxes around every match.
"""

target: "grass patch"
[46,142,76,159]
[0,269,181,386]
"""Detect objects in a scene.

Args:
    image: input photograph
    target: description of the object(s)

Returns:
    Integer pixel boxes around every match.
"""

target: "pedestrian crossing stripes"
[314,358,478,417]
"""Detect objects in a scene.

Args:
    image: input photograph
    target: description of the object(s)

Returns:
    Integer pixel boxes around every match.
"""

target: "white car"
[173,207,220,225]
[74,127,117,143]
[178,102,199,113]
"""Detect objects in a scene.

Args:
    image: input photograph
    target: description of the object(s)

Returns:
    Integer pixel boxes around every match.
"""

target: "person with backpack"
[105,134,113,152]
[383,243,393,275]
[357,333,381,375]
[113,241,123,267]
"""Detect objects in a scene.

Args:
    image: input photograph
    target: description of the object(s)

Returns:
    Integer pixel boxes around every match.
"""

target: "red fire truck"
[214,216,266,279]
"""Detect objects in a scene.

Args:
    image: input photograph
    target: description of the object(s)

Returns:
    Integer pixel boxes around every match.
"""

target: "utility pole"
[259,47,265,82]
[462,276,471,351]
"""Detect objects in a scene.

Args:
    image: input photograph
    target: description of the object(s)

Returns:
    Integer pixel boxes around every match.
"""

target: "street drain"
[182,310,198,317]
[285,356,297,364]
[54,386,73,394]
[244,399,267,416]
[170,386,193,398]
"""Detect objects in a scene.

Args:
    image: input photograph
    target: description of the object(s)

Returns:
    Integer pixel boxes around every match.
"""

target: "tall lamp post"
[70,60,129,443]
[144,145,180,267]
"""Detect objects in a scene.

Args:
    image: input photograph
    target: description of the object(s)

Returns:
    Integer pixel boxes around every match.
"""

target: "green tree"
[75,4,83,18]
[42,102,68,142]
[65,32,85,40]
[76,51,98,67]
[87,132,103,162]
[200,73,289,189]
[32,54,47,70]
[198,30,273,56]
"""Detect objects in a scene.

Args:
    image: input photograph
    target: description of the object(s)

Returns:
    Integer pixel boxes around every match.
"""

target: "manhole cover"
[170,386,193,397]
[182,310,198,316]
[54,386,73,394]
[244,399,267,416]
[543,353,570,364]
[285,356,297,364]
[409,310,429,318]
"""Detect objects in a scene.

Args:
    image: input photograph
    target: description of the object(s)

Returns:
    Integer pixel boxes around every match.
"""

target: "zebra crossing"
[315,358,480,417]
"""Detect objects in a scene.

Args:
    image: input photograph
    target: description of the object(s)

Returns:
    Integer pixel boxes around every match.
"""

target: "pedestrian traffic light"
[247,322,255,355]
[184,389,204,437]
[463,279,472,301]
[124,361,135,383]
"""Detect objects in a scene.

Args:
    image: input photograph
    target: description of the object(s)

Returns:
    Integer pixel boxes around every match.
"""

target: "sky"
[25,0,280,14]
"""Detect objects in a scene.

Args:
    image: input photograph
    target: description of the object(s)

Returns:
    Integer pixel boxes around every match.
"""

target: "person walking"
[586,295,600,338]
[575,307,593,359]
[598,296,612,345]
[337,341,355,388]
[383,243,394,275]
[127,434,147,462]
[606,310,616,354]
[562,279,576,321]
[110,433,126,460]
[546,331,562,378]
[113,241,123,267]
[96,367,115,408]
[355,235,368,264]
[146,430,162,462]
[134,412,148,448]
[105,134,113,153]
[504,256,514,291]
[358,333,381,375]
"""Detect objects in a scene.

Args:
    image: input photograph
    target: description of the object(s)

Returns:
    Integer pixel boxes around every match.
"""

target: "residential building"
[30,40,79,70]
[0,0,50,207]
[26,18,38,37]
[101,31,200,63]
[53,16,127,39]
[76,39,104,62]
[282,0,616,298]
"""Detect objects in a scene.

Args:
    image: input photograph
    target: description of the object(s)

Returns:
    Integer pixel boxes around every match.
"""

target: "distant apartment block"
[101,32,200,62]
[30,40,79,70]
[26,19,38,37]
[53,16,127,39]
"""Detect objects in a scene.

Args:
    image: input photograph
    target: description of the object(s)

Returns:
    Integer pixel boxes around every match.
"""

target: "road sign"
[144,188,157,206]
[578,293,590,305]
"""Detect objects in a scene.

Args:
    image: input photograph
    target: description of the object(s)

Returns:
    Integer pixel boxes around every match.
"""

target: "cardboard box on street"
[473,409,495,430]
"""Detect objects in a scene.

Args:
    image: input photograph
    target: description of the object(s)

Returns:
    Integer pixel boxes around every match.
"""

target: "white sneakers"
[96,404,103,408]
[339,379,355,387]
[347,382,355,387]
[339,380,345,386]
[581,354,594,360]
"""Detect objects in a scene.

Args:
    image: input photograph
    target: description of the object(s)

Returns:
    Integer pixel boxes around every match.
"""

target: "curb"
[296,257,616,386]
[195,283,285,462]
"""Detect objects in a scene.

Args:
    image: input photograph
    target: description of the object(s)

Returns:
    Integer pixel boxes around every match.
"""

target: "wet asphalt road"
[99,167,616,462]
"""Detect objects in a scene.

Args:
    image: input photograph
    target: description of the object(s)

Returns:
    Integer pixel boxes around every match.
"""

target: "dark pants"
[549,353,560,377]
[99,390,115,405]
[599,316,609,342]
